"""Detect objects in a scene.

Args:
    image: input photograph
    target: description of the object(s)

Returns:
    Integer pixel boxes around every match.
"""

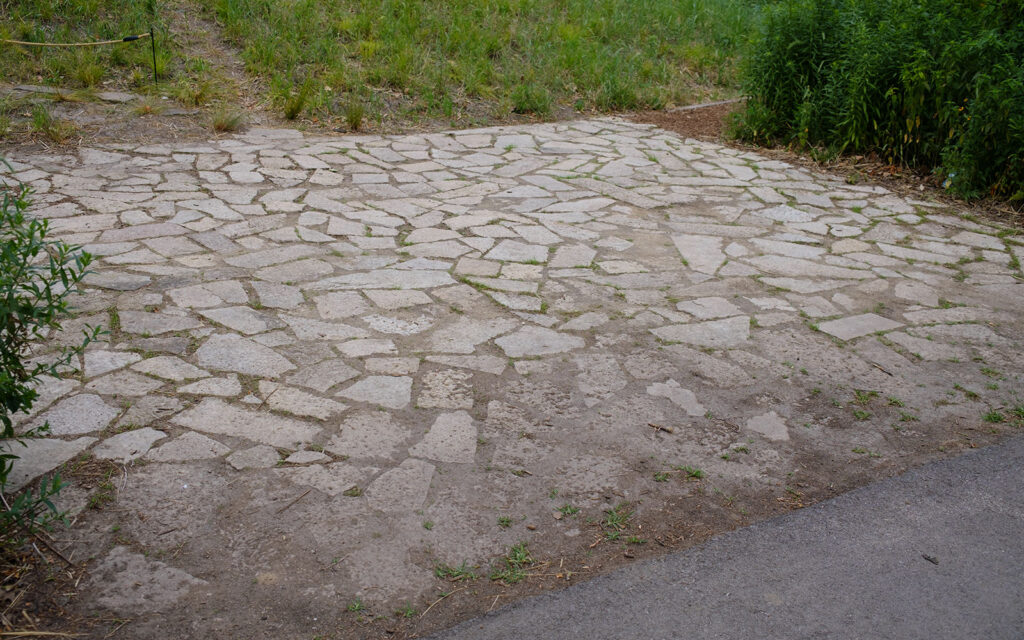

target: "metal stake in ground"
[150,26,158,85]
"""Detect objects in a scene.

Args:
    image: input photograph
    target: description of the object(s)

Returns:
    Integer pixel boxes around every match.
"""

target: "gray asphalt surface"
[430,436,1024,640]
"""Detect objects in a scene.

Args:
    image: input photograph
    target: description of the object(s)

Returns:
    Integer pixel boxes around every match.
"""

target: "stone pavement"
[2,118,1022,631]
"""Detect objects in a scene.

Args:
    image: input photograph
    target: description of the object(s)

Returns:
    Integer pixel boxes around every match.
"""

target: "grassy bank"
[203,0,761,123]
[734,0,1024,203]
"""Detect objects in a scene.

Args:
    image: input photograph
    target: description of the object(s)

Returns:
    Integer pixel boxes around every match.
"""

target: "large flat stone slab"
[817,314,902,341]
[170,398,319,448]
[651,316,750,349]
[195,334,295,377]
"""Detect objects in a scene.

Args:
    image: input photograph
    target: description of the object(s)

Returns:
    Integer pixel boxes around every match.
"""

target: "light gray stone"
[195,334,295,377]
[495,326,585,357]
[146,432,230,462]
[30,394,119,435]
[817,313,903,341]
[337,376,412,409]
[365,458,435,512]
[325,411,410,459]
[132,356,209,381]
[647,379,706,417]
[746,411,789,441]
[1,437,97,491]
[651,316,750,349]
[408,411,477,463]
[171,398,319,448]
[94,428,167,462]
[226,445,281,470]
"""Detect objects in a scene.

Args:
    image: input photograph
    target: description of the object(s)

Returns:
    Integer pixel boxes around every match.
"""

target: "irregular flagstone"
[326,411,411,460]
[287,359,359,392]
[495,326,585,357]
[408,411,477,463]
[1,437,97,491]
[89,547,205,614]
[416,369,474,409]
[178,375,242,396]
[198,307,277,334]
[146,432,230,462]
[195,333,295,377]
[673,235,725,274]
[93,428,167,462]
[119,311,201,335]
[646,379,706,417]
[226,445,281,470]
[651,316,750,349]
[131,356,210,381]
[275,463,379,496]
[484,240,548,263]
[83,350,142,378]
[364,458,435,512]
[308,269,454,290]
[745,411,789,441]
[171,398,319,448]
[257,381,347,420]
[424,355,507,375]
[817,313,903,341]
[428,317,518,354]
[30,394,119,435]
[115,396,183,428]
[676,297,743,319]
[337,376,413,409]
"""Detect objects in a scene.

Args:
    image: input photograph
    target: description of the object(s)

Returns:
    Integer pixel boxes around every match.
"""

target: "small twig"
[488,595,501,612]
[419,586,466,618]
[647,423,674,434]
[275,489,311,515]
[103,619,131,639]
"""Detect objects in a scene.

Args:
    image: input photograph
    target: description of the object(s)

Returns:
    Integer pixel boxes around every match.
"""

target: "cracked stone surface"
[7,118,1023,634]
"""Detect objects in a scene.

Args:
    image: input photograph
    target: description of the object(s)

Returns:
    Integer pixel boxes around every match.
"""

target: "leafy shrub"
[734,0,1024,202]
[0,167,99,547]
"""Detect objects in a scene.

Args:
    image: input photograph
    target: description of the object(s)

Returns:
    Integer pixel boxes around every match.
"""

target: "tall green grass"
[203,0,762,119]
[0,0,171,90]
[735,0,1024,202]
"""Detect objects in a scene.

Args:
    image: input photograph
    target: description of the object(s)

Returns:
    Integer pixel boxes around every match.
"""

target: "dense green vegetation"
[0,172,98,546]
[0,0,168,89]
[202,0,758,119]
[734,0,1024,202]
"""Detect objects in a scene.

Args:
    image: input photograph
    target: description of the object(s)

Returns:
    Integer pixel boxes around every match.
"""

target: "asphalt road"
[430,435,1024,640]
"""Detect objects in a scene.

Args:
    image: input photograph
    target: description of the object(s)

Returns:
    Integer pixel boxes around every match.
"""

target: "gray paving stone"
[745,411,789,441]
[817,313,903,341]
[30,394,120,436]
[195,333,295,377]
[326,411,411,460]
[646,379,706,416]
[408,411,477,463]
[1,437,97,491]
[365,458,435,512]
[227,445,281,470]
[650,316,750,349]
[146,432,230,462]
[337,376,413,409]
[131,356,210,381]
[495,326,585,357]
[94,428,167,462]
[171,398,319,449]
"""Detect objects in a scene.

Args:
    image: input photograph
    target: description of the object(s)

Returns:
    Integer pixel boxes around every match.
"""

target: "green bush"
[735,0,1024,202]
[0,165,99,547]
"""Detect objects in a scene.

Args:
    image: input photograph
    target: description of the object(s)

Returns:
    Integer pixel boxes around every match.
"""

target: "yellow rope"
[1,33,150,48]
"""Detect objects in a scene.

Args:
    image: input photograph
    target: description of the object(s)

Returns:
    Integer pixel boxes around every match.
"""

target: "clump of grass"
[434,561,478,581]
[344,100,365,130]
[212,106,245,132]
[489,542,532,584]
[283,80,314,120]
[30,104,76,143]
[735,0,1024,203]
